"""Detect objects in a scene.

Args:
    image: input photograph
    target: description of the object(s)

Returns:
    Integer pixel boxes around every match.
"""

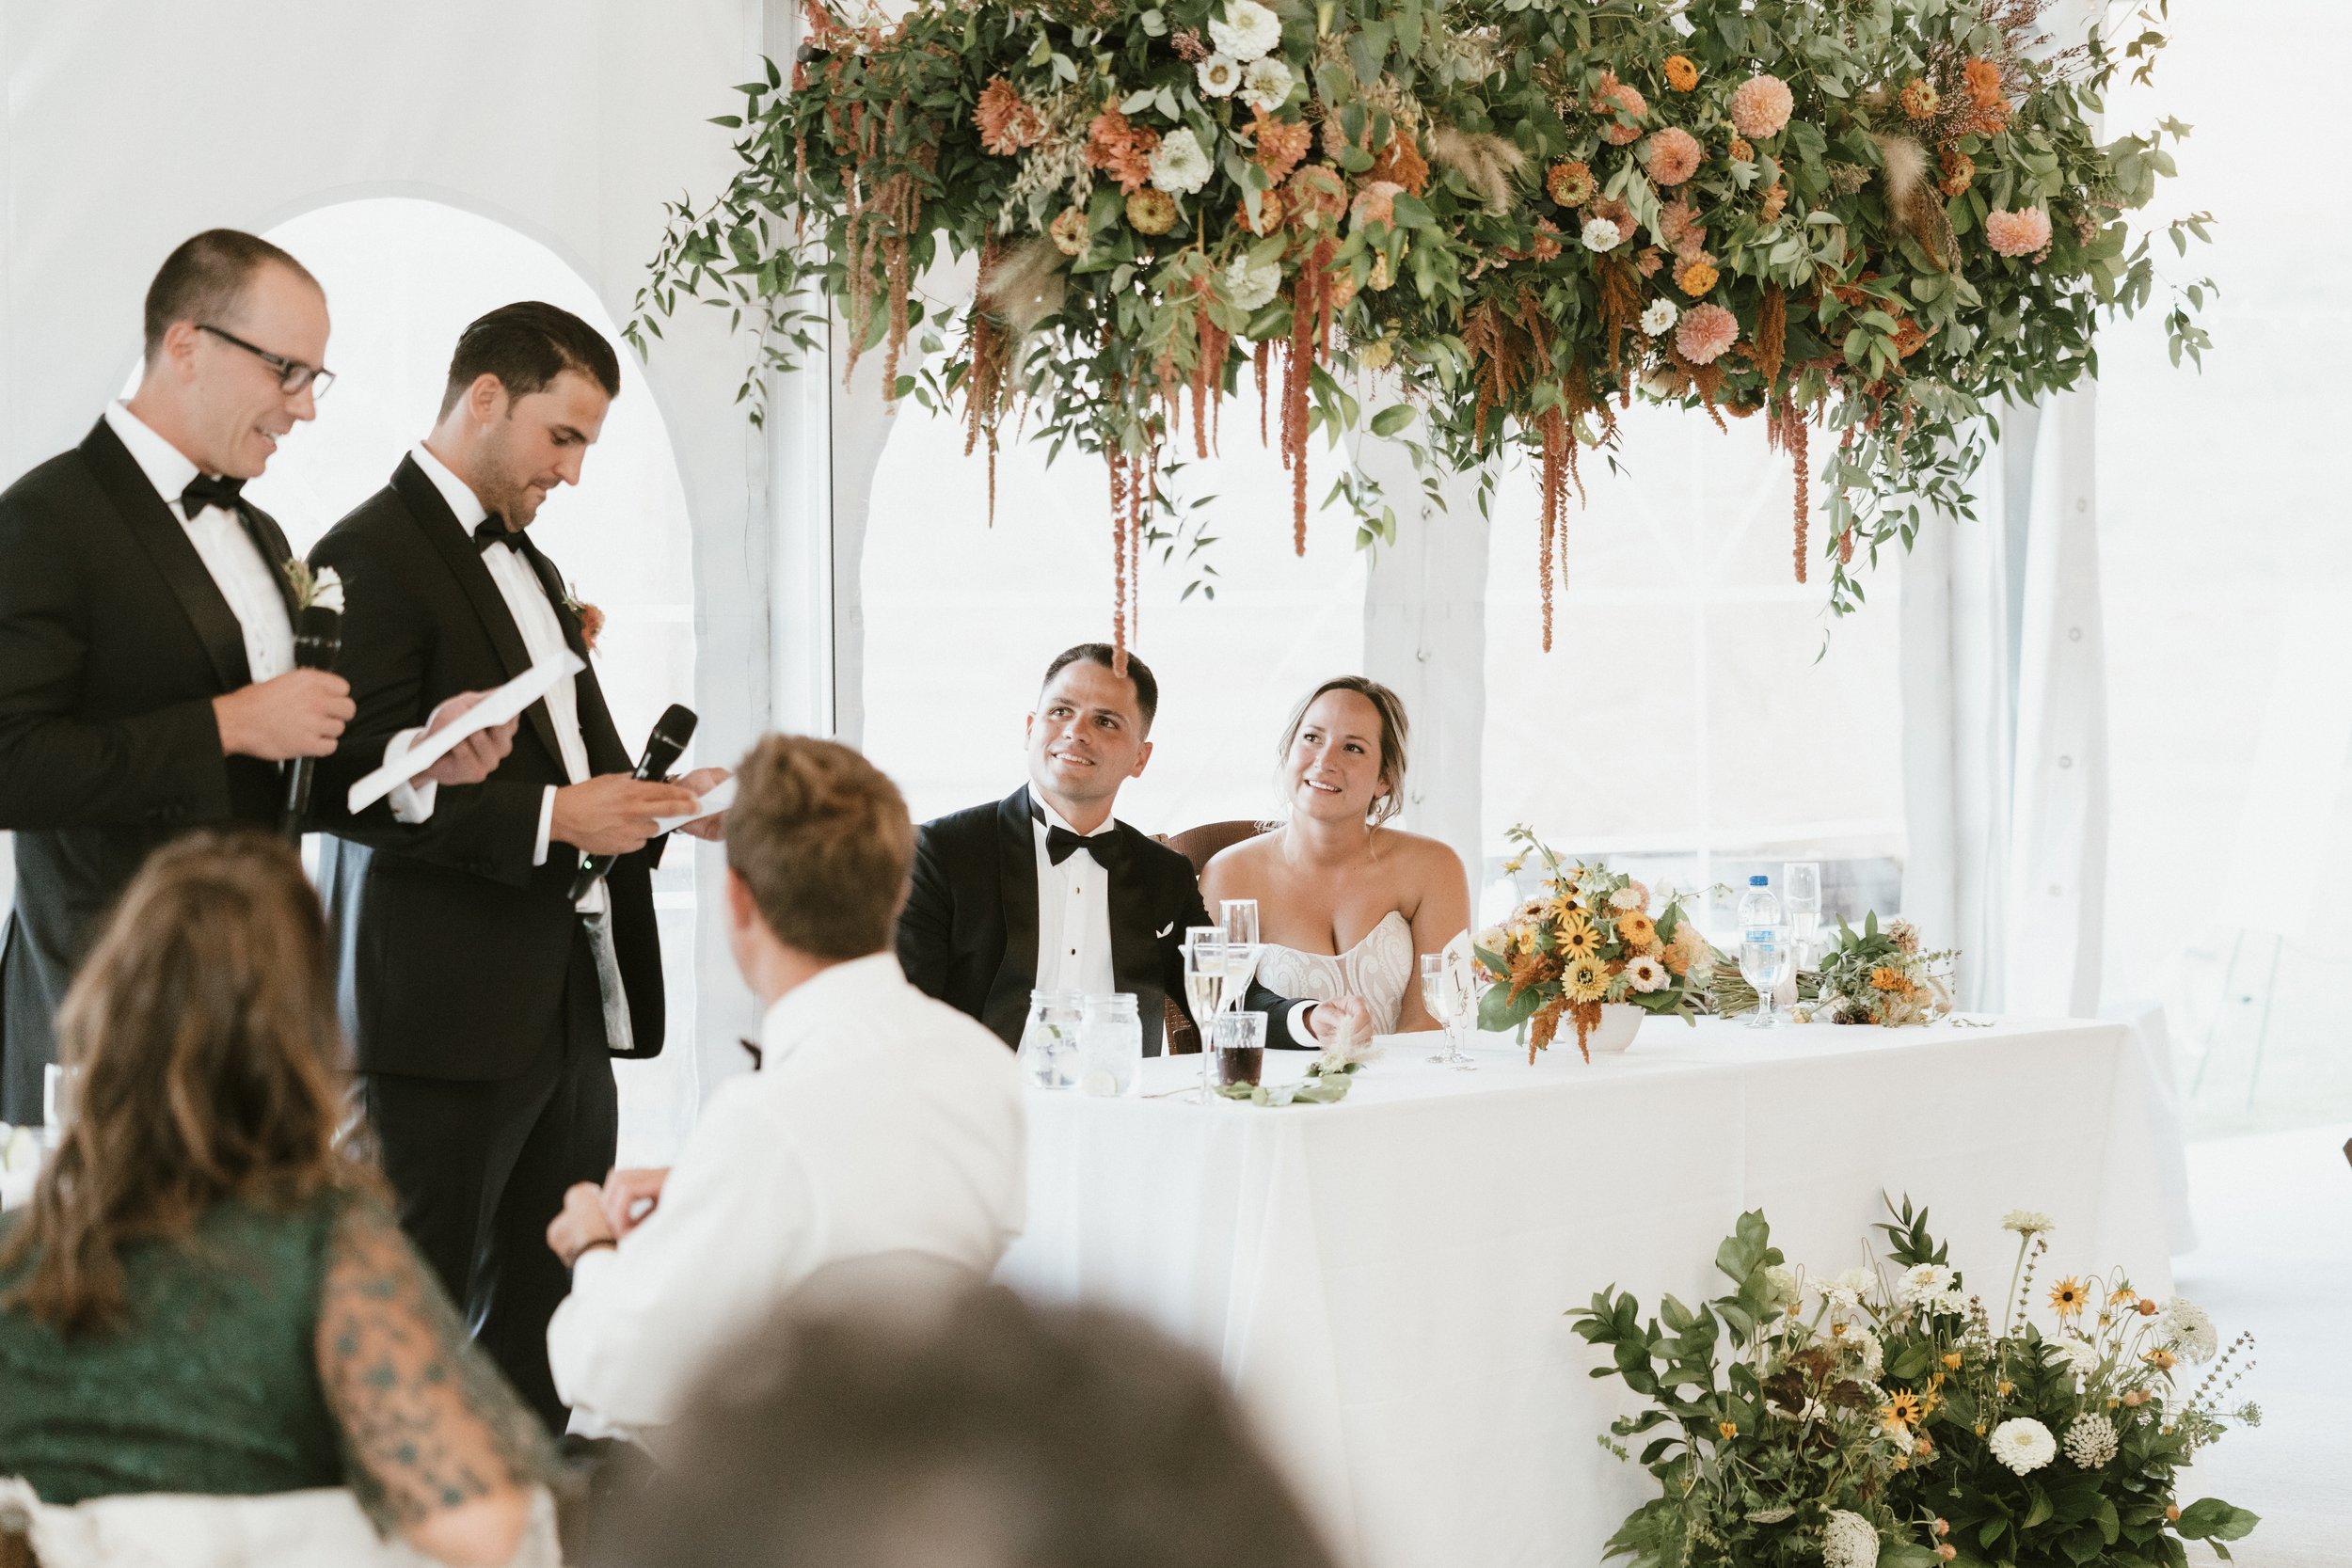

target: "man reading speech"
[311,301,721,1432]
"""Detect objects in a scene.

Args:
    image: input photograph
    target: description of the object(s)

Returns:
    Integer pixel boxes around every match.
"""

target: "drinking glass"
[1419,952,1477,1070]
[1077,993,1142,1097]
[1739,931,1795,1029]
[1016,990,1086,1087]
[1783,862,1822,966]
[1184,931,1229,1094]
[1211,1010,1268,1089]
[1219,899,1261,1013]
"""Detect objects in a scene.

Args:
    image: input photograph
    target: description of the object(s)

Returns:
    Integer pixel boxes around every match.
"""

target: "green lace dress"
[0,1187,555,1532]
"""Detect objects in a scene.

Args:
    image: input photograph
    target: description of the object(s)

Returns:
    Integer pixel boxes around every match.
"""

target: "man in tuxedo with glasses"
[310,301,721,1432]
[0,230,501,1125]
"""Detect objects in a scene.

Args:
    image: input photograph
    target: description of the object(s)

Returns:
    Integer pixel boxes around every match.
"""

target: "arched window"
[246,198,703,1163]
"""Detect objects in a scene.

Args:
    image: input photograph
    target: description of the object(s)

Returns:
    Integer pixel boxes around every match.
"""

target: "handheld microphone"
[278,604,342,841]
[569,703,698,900]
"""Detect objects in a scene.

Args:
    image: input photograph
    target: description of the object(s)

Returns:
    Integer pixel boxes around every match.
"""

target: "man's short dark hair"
[1041,643,1159,732]
[438,300,622,419]
[580,1286,1340,1568]
[142,230,320,365]
[725,735,914,959]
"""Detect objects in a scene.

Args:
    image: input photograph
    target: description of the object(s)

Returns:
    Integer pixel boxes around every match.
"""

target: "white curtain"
[1901,389,2109,1015]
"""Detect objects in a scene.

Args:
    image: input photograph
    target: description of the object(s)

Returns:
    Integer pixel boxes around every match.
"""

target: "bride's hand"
[1306,995,1375,1044]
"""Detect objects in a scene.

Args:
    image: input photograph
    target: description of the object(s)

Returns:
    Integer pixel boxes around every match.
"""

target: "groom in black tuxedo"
[0,230,367,1123]
[310,301,714,1431]
[898,645,1209,1053]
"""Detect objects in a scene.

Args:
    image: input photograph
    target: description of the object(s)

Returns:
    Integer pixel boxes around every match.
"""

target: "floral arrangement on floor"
[1573,1199,2261,1568]
[1872,1203,2260,1566]
[1796,914,1957,1027]
[632,0,2207,656]
[1470,825,1708,1063]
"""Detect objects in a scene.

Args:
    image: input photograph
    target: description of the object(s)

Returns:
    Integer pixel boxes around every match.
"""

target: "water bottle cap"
[1748,875,1769,886]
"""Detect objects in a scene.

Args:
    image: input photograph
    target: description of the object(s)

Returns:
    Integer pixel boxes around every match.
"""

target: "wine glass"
[1740,928,1794,1029]
[1783,862,1822,968]
[1184,930,1229,1095]
[1218,899,1261,1013]
[1419,952,1477,1071]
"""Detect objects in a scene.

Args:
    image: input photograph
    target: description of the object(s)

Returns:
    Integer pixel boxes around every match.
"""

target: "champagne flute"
[1184,929,1228,1095]
[1783,862,1822,969]
[1419,952,1477,1071]
[1219,899,1261,1013]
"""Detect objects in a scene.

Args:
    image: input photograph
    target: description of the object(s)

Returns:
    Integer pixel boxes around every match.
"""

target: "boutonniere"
[282,559,344,613]
[559,580,605,654]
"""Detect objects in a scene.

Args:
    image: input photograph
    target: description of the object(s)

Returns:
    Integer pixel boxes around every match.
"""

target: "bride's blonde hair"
[1278,676,1411,828]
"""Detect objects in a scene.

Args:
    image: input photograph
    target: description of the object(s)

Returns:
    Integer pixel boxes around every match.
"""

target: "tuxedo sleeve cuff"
[385,728,437,824]
[1287,1001,1318,1044]
[532,785,556,867]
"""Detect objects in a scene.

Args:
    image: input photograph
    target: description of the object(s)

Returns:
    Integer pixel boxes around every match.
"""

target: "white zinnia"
[1196,54,1242,97]
[1640,297,1678,336]
[1625,955,1667,992]
[1208,0,1282,62]
[1149,128,1213,195]
[1921,1288,1970,1318]
[1239,55,1294,113]
[2003,1209,2055,1236]
[1609,886,1644,911]
[1896,1263,1954,1306]
[1989,1417,2058,1476]
[309,565,345,613]
[2158,1296,2218,1363]
[2064,1412,2120,1469]
[1581,216,1623,251]
[1820,1509,1881,1568]
[1223,254,1282,311]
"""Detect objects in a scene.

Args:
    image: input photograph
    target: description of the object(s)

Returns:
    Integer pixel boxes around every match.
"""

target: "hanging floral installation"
[629,0,2207,658]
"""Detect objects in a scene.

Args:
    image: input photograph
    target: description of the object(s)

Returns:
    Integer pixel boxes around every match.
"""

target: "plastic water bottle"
[1737,874,1783,940]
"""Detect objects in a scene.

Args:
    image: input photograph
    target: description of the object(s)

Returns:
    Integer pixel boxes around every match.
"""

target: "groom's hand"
[1305,995,1375,1044]
[408,690,518,788]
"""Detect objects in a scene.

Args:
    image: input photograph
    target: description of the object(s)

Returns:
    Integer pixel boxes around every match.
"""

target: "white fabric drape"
[1900,390,2109,1015]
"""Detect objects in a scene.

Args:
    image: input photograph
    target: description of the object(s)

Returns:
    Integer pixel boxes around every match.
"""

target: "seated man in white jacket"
[542,734,1026,1442]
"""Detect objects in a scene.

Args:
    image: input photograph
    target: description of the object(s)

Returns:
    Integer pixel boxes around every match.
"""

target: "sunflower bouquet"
[1867,1202,2259,1566]
[1470,826,1709,1064]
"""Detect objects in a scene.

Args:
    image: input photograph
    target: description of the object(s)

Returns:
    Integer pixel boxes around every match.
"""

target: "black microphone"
[568,704,698,900]
[278,604,342,841]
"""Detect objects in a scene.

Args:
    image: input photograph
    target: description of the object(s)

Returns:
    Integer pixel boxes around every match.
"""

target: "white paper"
[345,651,585,814]
[654,774,736,833]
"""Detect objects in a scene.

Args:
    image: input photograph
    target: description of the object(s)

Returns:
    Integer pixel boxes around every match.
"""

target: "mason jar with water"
[1017,990,1085,1089]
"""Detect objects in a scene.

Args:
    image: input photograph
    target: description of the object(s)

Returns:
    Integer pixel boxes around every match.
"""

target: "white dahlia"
[1223,254,1282,312]
[1208,0,1282,61]
[1196,54,1242,97]
[1989,1417,2057,1476]
[1149,128,1213,195]
[1581,216,1624,251]
[1239,55,1294,113]
[2044,1335,2100,1387]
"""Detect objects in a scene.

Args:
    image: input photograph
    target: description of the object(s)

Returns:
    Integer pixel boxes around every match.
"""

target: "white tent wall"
[0,0,794,1103]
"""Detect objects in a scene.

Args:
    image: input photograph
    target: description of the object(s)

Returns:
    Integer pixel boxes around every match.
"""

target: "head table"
[995,1016,2173,1568]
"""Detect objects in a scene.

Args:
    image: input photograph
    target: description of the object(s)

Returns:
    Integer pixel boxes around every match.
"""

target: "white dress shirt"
[1032,800,1118,999]
[547,952,1026,1436]
[102,402,293,684]
[399,442,590,866]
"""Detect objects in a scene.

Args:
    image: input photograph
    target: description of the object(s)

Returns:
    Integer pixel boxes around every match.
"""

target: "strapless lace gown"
[1252,911,1416,1036]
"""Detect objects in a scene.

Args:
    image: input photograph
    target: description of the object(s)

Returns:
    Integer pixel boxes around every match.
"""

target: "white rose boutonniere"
[282,560,344,614]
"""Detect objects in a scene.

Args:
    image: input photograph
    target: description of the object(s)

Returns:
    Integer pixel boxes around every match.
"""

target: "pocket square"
[1155,922,1175,938]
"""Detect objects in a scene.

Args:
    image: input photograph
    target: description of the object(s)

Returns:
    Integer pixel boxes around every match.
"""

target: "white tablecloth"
[996,1016,2175,1568]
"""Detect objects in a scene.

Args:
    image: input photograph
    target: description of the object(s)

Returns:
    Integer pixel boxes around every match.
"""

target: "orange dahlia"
[1664,54,1699,92]
[1546,159,1596,207]
[1673,257,1719,296]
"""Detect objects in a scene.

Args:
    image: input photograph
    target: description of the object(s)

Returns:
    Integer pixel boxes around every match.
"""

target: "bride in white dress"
[1202,677,1470,1042]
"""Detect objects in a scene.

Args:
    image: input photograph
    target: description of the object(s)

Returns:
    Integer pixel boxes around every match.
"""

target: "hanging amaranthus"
[1769,394,1811,582]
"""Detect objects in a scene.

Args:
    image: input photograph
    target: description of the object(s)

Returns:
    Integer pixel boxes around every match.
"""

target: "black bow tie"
[474,518,520,552]
[180,474,245,516]
[1045,824,1124,871]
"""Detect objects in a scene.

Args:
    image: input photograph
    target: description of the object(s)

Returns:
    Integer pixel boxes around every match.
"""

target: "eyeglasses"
[198,324,336,398]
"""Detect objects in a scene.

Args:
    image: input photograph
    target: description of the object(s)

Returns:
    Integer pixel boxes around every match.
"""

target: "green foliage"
[634,0,2207,622]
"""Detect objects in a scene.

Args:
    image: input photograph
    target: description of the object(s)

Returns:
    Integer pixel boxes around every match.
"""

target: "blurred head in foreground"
[582,1284,1338,1568]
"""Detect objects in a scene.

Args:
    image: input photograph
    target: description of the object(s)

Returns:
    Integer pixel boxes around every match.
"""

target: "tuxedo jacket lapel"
[233,505,299,623]
[1104,822,1163,997]
[515,531,628,772]
[984,786,1041,1027]
[389,456,566,770]
[78,420,250,690]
